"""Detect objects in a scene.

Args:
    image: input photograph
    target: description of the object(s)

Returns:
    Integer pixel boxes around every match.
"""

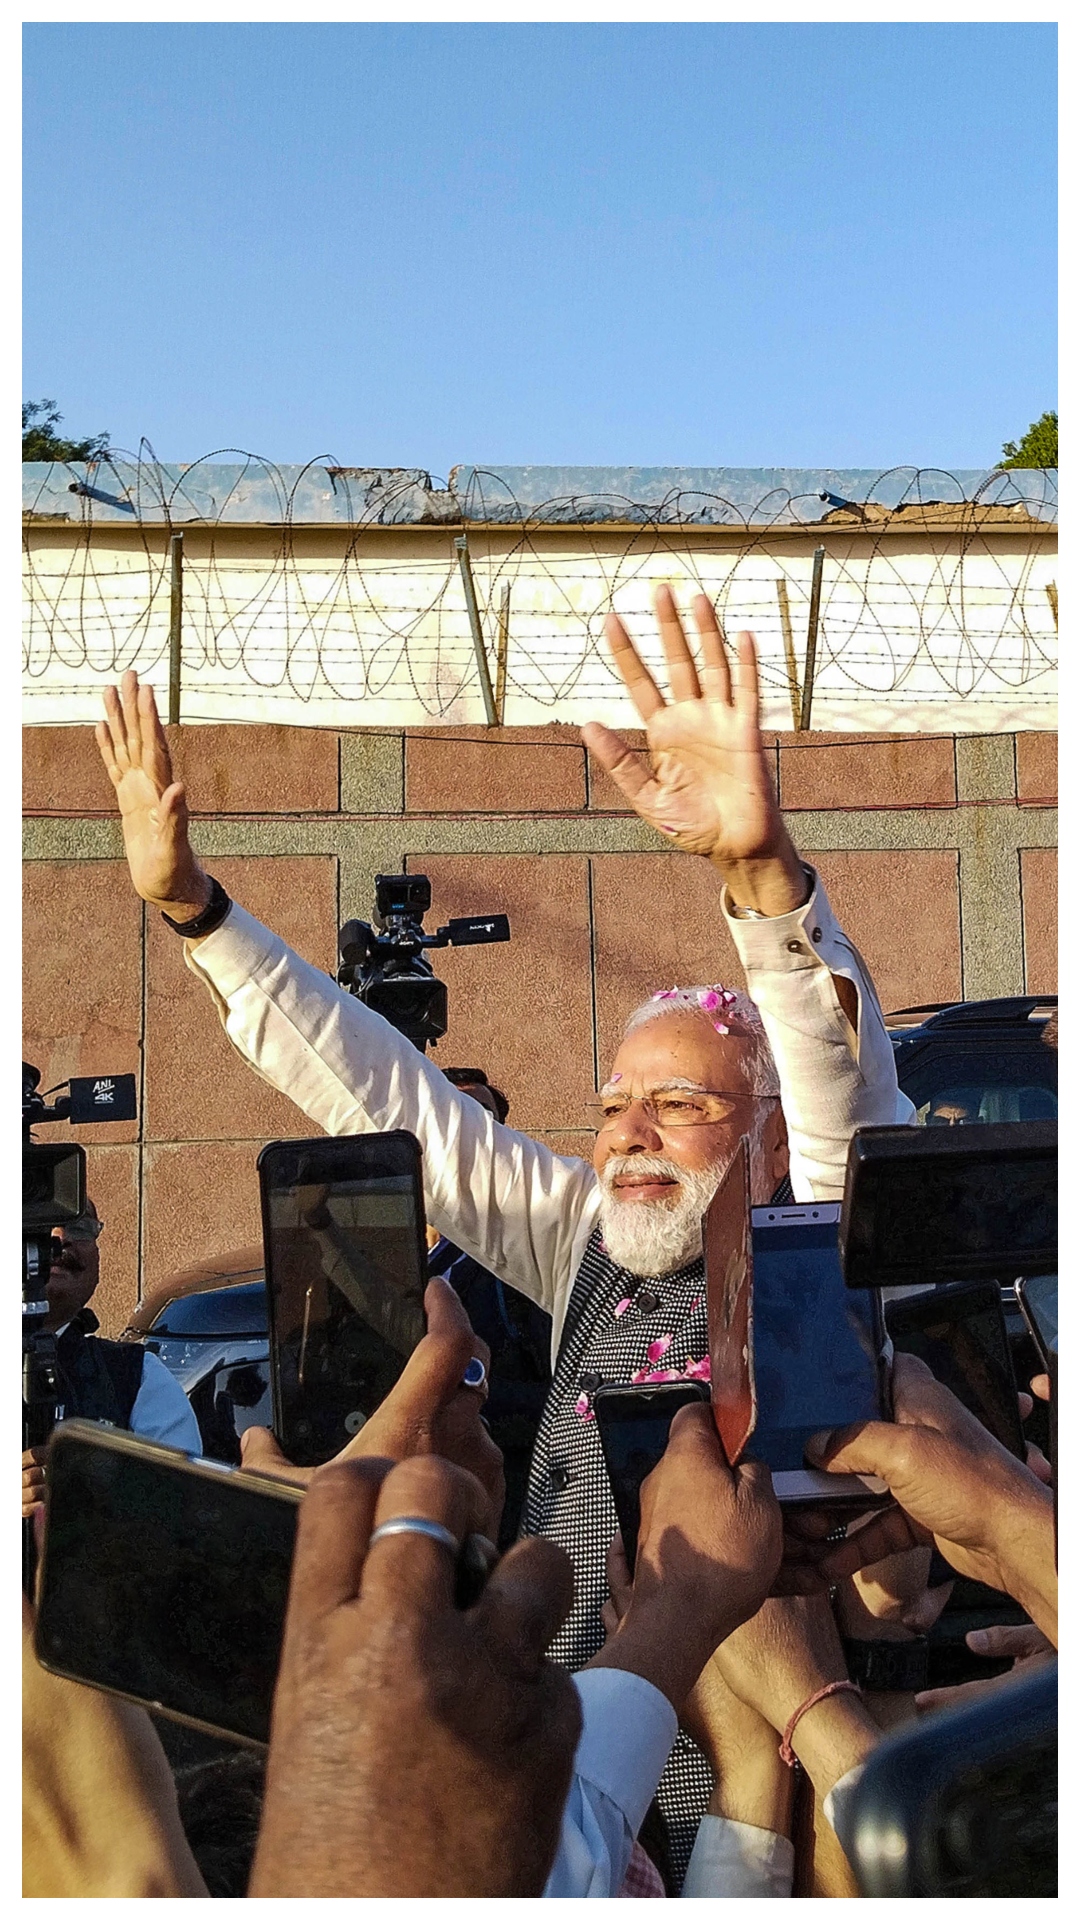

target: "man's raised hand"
[95,670,210,920]
[582,585,807,914]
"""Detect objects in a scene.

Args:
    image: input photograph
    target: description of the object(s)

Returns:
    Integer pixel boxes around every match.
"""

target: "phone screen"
[1018,1274,1057,1367]
[36,1427,299,1745]
[886,1283,1026,1459]
[261,1137,427,1465]
[744,1209,886,1472]
[594,1383,709,1570]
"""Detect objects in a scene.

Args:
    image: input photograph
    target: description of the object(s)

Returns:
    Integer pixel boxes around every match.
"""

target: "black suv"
[886,995,1057,1128]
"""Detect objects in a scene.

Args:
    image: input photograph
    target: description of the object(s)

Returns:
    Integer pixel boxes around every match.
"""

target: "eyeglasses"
[63,1215,105,1241]
[585,1090,772,1130]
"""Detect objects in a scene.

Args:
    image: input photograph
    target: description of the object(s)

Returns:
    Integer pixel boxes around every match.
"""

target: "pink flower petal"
[653,988,679,1001]
[613,1296,632,1318]
[575,1393,595,1422]
[721,990,738,1005]
[646,1333,673,1363]
[697,989,721,1011]
[690,1296,703,1311]
[610,1072,622,1082]
[685,1355,712,1381]
[713,1022,730,1035]
[631,1367,650,1384]
[644,1368,680,1383]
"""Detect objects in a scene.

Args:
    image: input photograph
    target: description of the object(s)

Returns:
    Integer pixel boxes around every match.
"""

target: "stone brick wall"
[23,723,1057,1332]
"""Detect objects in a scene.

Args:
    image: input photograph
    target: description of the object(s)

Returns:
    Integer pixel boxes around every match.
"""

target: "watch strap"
[160,875,232,938]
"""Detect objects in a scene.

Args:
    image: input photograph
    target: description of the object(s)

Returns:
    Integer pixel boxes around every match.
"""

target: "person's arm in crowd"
[249,1454,582,1897]
[583,587,913,1204]
[95,673,599,1331]
[23,1597,208,1897]
[914,1620,1055,1716]
[796,1353,1057,1646]
[129,1349,203,1452]
[681,1594,882,1898]
[543,1405,782,1898]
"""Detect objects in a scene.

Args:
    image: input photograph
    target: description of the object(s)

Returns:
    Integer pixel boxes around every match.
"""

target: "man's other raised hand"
[583,585,807,915]
[96,671,211,923]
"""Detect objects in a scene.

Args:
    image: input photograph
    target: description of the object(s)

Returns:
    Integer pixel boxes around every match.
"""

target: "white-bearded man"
[97,586,913,1884]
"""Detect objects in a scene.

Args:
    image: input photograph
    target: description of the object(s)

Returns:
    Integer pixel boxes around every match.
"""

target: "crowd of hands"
[23,1275,1057,1898]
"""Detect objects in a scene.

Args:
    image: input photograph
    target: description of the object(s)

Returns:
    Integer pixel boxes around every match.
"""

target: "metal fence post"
[775,576,801,731]
[454,535,498,726]
[167,532,183,725]
[799,545,825,731]
[495,581,511,726]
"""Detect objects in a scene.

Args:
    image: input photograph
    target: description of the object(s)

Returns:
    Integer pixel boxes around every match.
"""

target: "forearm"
[991,1499,1058,1646]
[586,1608,711,1715]
[708,1739,793,1835]
[725,869,913,1200]
[787,1695,880,1804]
[182,902,597,1316]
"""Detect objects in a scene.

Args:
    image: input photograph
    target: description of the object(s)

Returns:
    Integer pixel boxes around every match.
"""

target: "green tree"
[1000,411,1057,469]
[22,399,110,463]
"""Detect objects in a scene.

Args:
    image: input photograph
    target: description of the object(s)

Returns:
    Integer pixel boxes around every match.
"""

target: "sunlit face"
[590,1014,787,1277]
[592,1013,783,1188]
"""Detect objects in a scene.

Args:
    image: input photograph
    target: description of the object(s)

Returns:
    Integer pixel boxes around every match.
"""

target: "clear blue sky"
[23,22,1056,474]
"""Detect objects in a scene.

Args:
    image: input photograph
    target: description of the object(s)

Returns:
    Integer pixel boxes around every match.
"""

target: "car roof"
[124,1245,266,1338]
[885,996,1056,1034]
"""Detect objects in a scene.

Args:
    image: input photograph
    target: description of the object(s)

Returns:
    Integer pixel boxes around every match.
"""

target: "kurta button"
[786,940,804,953]
[812,927,823,943]
[551,1464,572,1491]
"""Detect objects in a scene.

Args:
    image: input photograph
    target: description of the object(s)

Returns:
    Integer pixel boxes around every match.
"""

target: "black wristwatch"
[160,875,233,938]
[842,1636,929,1692]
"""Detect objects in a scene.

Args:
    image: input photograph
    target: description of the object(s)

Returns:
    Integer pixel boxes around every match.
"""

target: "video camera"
[337,873,510,1052]
[22,1062,138,1591]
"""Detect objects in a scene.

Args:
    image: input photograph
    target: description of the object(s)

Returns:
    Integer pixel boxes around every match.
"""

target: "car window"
[149,1279,268,1336]
[897,1037,1057,1128]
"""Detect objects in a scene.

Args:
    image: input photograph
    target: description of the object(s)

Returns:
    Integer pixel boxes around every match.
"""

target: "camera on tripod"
[337,873,510,1052]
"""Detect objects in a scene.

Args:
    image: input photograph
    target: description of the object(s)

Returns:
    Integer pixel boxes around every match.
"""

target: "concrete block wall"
[23,723,1056,1332]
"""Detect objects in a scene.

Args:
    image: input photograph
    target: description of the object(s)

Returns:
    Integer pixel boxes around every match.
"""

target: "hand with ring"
[250,1454,581,1897]
[240,1279,505,1537]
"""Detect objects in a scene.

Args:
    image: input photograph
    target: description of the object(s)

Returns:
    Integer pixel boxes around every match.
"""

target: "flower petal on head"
[697,989,721,1011]
[646,1334,673,1364]
[713,1022,730,1035]
[653,988,679,1001]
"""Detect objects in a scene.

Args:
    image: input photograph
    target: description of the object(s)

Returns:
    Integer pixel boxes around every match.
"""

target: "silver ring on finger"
[368,1516,460,1556]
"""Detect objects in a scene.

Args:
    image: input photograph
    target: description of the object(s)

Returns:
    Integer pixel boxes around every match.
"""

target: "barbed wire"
[23,452,1057,730]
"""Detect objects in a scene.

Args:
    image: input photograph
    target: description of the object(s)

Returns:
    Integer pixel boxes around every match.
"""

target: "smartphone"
[258,1132,428,1466]
[1015,1274,1057,1373]
[742,1201,891,1509]
[594,1381,710,1570]
[34,1421,302,1747]
[885,1281,1026,1460]
[840,1122,1056,1290]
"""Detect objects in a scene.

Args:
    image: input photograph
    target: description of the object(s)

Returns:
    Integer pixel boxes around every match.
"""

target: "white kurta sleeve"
[543,1669,678,1898]
[725,869,915,1201]
[183,905,600,1325]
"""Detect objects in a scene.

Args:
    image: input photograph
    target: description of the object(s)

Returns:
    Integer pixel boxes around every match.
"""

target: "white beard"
[597,1153,727,1278]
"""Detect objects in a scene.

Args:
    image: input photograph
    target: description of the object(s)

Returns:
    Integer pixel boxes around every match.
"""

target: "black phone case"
[257,1132,427,1463]
[34,1421,303,1748]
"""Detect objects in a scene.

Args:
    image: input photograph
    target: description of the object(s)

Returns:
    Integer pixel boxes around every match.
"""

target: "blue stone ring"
[462,1356,488,1394]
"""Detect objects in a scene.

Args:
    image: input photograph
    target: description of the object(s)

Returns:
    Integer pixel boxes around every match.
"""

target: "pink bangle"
[779,1679,861,1767]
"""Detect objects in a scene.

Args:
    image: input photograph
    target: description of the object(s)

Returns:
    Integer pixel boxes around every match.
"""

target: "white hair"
[622,985,780,1098]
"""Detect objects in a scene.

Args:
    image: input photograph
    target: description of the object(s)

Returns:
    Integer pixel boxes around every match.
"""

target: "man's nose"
[603,1101,664,1156]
